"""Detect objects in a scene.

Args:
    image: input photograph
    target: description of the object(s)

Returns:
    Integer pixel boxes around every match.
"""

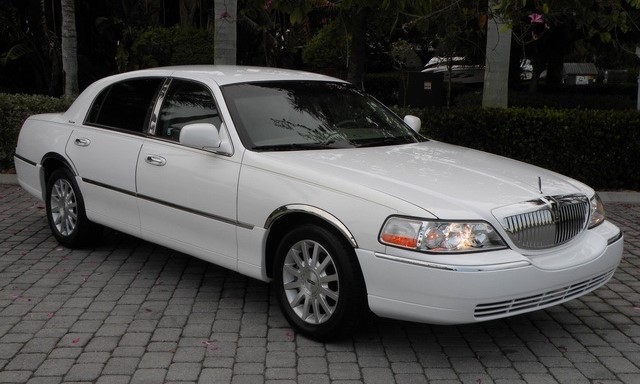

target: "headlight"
[379,217,507,253]
[588,194,605,228]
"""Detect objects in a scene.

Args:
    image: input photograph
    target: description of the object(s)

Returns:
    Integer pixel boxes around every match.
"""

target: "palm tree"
[61,0,78,98]
[482,0,511,108]
[214,0,236,65]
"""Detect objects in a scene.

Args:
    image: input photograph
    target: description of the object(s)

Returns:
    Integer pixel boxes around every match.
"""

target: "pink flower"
[529,13,544,24]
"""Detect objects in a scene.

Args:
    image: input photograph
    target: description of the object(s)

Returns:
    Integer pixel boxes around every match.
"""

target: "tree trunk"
[180,0,199,27]
[214,0,237,65]
[347,7,367,89]
[39,0,55,95]
[482,0,511,109]
[61,0,78,98]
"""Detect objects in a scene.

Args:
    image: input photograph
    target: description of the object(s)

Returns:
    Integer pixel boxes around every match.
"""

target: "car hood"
[244,141,592,220]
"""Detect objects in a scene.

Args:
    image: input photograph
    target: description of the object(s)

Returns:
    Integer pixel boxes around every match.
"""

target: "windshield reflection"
[221,81,424,151]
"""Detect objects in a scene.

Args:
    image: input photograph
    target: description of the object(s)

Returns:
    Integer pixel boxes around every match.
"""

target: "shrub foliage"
[0,94,71,170]
[117,26,215,71]
[392,106,639,190]
[1,93,636,191]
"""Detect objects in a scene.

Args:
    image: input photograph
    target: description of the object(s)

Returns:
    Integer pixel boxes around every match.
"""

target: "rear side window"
[86,78,164,133]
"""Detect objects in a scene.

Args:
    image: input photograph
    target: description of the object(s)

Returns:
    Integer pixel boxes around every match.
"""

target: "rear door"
[66,77,164,233]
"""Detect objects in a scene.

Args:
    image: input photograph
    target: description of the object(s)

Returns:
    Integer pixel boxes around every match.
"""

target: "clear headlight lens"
[379,217,507,253]
[588,194,605,228]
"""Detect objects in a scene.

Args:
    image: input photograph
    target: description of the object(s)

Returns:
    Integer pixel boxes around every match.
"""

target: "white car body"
[14,66,623,335]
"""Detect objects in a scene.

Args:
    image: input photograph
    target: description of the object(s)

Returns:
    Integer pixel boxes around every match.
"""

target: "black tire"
[45,168,99,248]
[273,224,367,341]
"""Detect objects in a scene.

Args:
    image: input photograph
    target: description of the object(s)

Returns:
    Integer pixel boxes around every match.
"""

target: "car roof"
[62,66,347,124]
[107,65,345,86]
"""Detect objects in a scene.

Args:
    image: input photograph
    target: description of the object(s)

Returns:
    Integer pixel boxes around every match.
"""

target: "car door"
[136,78,241,270]
[66,77,164,233]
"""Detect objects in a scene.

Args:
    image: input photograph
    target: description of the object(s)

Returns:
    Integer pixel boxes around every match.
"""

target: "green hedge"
[117,26,215,71]
[366,71,637,110]
[0,94,71,170]
[454,87,636,110]
[392,106,639,190]
[1,94,637,191]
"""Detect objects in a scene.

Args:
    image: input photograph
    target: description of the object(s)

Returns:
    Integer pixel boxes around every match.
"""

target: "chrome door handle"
[74,138,91,147]
[145,154,167,166]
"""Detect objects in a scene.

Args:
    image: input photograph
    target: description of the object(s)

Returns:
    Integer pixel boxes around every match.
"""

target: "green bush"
[2,93,637,191]
[117,26,215,71]
[453,84,637,110]
[0,94,71,170]
[509,87,636,110]
[392,106,639,190]
[302,21,349,69]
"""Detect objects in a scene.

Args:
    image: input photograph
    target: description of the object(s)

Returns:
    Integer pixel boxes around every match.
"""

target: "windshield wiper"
[356,137,411,148]
[252,142,337,151]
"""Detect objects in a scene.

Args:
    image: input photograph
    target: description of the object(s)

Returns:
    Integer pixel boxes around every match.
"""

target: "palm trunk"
[61,0,78,98]
[482,0,511,109]
[347,7,367,89]
[39,0,54,95]
[214,0,237,65]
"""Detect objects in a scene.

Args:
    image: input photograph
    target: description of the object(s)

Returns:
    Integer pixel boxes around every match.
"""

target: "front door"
[135,78,241,270]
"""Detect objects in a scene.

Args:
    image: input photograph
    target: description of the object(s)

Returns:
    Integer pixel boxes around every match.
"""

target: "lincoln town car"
[14,66,624,340]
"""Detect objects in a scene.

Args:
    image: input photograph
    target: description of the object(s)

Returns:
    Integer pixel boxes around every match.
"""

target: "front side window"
[86,78,164,133]
[221,81,424,151]
[155,79,221,141]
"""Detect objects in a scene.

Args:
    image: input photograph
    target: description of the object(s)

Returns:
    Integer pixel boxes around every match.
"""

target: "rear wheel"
[45,168,99,248]
[273,224,367,341]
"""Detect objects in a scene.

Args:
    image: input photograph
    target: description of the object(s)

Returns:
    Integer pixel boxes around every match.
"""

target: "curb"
[0,174,17,185]
[598,191,640,204]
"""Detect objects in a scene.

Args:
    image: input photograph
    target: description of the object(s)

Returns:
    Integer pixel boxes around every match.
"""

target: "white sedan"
[14,66,623,340]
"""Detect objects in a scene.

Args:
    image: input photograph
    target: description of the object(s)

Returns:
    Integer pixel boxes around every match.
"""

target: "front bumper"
[357,220,624,325]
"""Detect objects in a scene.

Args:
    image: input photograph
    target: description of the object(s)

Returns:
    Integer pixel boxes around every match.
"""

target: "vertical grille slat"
[498,195,590,250]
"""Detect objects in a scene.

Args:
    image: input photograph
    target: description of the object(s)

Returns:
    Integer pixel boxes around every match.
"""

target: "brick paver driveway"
[1,184,639,384]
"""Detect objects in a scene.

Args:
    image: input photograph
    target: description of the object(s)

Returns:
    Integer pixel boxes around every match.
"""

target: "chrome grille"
[494,194,590,249]
[474,269,615,319]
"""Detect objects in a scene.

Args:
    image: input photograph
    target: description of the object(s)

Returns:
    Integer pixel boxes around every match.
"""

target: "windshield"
[221,81,424,151]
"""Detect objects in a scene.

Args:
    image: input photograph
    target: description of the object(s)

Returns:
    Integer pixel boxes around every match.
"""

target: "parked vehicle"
[422,56,485,84]
[14,66,623,340]
[423,57,537,82]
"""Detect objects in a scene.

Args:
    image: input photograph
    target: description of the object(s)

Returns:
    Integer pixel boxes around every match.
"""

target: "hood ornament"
[538,176,543,194]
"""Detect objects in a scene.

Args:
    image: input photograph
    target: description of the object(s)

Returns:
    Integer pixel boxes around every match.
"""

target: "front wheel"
[45,168,99,248]
[273,224,367,341]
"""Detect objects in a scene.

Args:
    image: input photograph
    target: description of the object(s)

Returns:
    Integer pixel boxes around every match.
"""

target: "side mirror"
[404,115,421,133]
[179,123,232,154]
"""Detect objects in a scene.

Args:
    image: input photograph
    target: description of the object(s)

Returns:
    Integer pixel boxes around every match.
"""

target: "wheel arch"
[264,205,358,279]
[40,152,76,200]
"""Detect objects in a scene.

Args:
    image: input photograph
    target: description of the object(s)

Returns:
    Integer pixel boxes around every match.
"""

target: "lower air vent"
[474,269,615,319]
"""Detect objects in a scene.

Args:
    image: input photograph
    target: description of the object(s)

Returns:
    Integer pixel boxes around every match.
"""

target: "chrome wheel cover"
[50,178,78,236]
[282,239,340,324]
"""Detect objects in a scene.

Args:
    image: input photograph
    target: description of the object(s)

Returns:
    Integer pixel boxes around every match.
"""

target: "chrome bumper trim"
[374,252,531,272]
[608,231,623,246]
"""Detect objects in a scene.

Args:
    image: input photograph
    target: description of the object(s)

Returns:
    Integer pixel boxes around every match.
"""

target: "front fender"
[265,204,358,248]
